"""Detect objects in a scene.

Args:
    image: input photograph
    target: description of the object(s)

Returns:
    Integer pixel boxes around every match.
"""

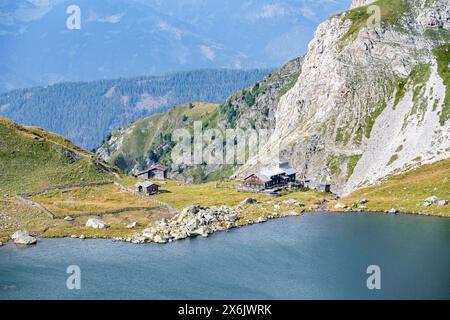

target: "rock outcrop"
[122,204,304,244]
[86,219,109,230]
[131,205,239,244]
[423,196,448,207]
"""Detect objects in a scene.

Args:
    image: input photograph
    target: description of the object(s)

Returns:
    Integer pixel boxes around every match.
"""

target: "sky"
[0,0,351,91]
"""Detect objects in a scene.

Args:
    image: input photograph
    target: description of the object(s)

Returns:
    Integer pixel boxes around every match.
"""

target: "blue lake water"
[0,212,449,300]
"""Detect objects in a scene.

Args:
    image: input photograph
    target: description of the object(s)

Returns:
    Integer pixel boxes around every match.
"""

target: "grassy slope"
[333,158,450,217]
[105,102,219,170]
[0,117,117,196]
[30,184,156,218]
[0,118,167,242]
[123,179,334,219]
[433,44,450,125]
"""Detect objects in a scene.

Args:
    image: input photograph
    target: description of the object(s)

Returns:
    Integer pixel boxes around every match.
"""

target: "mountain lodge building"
[135,164,168,180]
[243,162,297,191]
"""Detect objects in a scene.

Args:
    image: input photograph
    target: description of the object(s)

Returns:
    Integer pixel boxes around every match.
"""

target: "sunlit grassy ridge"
[0,118,115,196]
[333,158,450,217]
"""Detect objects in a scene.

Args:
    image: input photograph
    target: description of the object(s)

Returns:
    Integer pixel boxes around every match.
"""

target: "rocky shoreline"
[1,198,307,246]
[116,201,305,244]
[4,195,449,247]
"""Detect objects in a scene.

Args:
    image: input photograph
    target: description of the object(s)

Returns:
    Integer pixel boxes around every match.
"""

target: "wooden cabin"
[243,162,298,191]
[135,181,159,195]
[135,164,167,180]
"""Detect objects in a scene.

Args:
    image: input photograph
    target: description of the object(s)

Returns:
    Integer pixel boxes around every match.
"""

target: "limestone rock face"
[238,0,450,196]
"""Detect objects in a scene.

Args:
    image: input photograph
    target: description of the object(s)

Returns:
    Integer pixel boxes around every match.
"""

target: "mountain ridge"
[0,68,272,150]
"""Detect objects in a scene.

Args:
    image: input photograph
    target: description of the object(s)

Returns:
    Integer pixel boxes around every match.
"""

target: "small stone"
[127,222,140,229]
[153,235,167,244]
[79,235,85,239]
[142,228,156,238]
[334,203,347,209]
[64,216,74,221]
[70,235,77,238]
[437,200,448,206]
[388,208,398,214]
[359,199,369,204]
[255,217,268,223]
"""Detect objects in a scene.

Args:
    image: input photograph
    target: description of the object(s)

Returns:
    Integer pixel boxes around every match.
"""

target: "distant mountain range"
[0,0,350,92]
[0,68,272,150]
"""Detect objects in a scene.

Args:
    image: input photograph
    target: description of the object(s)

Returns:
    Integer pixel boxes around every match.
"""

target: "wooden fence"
[15,180,113,219]
[15,194,56,219]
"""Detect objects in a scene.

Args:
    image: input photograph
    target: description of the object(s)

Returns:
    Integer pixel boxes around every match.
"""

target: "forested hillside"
[0,69,272,150]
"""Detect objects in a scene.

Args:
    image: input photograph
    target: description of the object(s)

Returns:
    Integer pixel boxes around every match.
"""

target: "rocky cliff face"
[237,0,450,195]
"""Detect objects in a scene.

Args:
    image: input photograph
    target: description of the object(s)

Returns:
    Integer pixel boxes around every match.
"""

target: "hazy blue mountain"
[0,68,272,150]
[0,0,350,92]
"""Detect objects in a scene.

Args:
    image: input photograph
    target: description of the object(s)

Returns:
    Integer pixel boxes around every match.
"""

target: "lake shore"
[2,203,449,247]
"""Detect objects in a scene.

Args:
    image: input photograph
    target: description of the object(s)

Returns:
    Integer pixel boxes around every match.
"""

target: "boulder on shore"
[255,217,268,223]
[334,203,347,209]
[284,199,304,207]
[86,218,109,229]
[127,222,140,229]
[11,230,37,245]
[423,196,448,207]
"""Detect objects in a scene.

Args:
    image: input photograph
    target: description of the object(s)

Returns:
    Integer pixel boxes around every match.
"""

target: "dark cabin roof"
[245,163,297,182]
[135,181,158,188]
[136,164,167,176]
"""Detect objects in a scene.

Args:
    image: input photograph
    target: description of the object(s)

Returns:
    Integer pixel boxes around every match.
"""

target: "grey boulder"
[11,230,37,245]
